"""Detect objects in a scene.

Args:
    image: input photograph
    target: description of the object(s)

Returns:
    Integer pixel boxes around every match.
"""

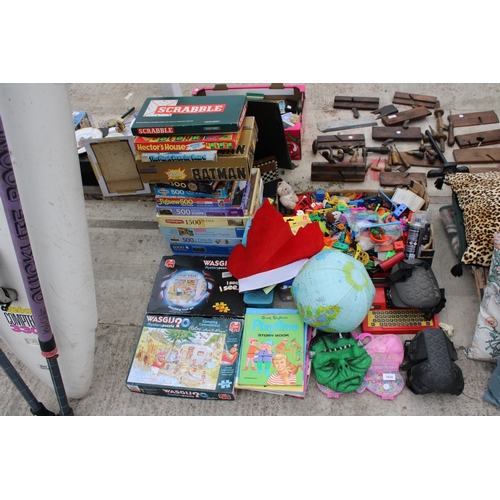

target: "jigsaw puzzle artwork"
[126,314,243,400]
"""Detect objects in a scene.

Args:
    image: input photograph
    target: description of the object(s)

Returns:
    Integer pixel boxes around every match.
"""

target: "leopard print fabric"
[445,171,500,268]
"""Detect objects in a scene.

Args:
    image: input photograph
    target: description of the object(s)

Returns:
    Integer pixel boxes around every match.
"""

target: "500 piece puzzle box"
[126,314,244,400]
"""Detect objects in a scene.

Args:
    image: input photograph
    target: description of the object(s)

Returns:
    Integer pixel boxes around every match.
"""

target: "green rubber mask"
[310,332,372,393]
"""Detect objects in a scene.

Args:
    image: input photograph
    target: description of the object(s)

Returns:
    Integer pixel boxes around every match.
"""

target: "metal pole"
[0,347,55,416]
[0,116,73,415]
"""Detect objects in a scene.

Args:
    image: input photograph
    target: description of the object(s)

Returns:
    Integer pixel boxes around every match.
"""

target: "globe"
[291,249,375,332]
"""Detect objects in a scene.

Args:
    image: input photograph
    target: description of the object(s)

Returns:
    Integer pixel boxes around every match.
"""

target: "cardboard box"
[125,314,244,401]
[137,117,257,183]
[131,95,247,136]
[157,213,248,229]
[134,128,242,152]
[154,181,233,198]
[155,167,262,228]
[161,232,242,246]
[158,225,246,240]
[193,83,305,162]
[169,244,236,257]
[147,255,246,318]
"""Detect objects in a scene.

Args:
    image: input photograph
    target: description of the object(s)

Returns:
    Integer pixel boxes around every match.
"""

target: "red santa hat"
[227,199,325,292]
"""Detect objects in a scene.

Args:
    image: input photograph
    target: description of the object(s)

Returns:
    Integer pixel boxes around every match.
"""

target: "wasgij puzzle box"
[126,314,244,400]
[131,95,247,136]
[147,255,246,318]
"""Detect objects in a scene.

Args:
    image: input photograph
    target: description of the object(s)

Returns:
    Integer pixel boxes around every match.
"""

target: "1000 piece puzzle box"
[126,314,244,400]
[147,255,246,318]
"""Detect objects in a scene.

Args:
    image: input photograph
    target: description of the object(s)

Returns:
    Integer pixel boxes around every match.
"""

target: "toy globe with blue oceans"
[291,249,375,332]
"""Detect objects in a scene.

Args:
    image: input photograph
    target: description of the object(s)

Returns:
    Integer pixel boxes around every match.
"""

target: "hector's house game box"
[126,314,244,400]
[147,255,246,319]
[193,83,305,161]
[137,116,258,184]
[131,94,247,136]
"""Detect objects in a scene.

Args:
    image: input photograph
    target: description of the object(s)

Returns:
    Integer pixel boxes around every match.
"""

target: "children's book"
[235,324,312,398]
[235,308,309,394]
[126,314,244,400]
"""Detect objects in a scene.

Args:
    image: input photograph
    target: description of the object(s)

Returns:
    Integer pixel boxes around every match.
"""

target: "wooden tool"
[392,92,437,108]
[453,147,500,163]
[434,101,447,152]
[334,96,380,118]
[455,129,500,149]
[372,126,422,141]
[394,145,411,171]
[449,110,499,128]
[379,171,427,187]
[447,110,455,147]
[381,107,432,127]
[311,161,366,182]
[312,134,365,154]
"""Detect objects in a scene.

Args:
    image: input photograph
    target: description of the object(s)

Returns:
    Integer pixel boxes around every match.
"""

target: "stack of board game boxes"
[155,167,263,256]
[131,95,263,256]
[125,255,247,401]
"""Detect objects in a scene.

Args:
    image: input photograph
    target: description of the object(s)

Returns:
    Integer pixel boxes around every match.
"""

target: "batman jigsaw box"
[147,255,245,318]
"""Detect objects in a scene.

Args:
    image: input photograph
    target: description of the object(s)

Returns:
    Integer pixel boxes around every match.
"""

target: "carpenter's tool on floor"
[0,116,73,416]
[448,110,499,128]
[394,145,411,171]
[392,92,437,109]
[454,128,500,149]
[371,104,398,118]
[406,150,425,160]
[350,147,360,163]
[312,134,365,154]
[365,146,391,155]
[320,149,344,163]
[390,146,400,166]
[334,96,380,118]
[363,146,390,167]
[317,117,378,133]
[447,110,455,147]
[425,129,469,184]
[425,150,438,164]
[381,106,432,127]
[434,101,447,152]
[372,126,423,142]
[453,147,500,164]
[369,156,383,171]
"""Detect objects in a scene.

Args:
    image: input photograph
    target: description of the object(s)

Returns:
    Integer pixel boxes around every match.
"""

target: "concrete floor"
[1,83,500,416]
